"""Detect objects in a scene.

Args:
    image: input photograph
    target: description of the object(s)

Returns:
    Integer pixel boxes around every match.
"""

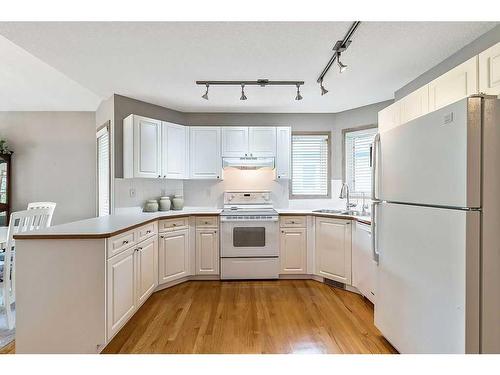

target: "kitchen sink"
[313,209,346,214]
[313,209,369,217]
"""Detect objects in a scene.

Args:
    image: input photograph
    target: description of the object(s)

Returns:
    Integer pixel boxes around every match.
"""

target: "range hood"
[222,157,275,170]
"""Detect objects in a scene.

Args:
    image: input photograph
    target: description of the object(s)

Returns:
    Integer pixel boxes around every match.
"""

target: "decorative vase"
[144,199,159,212]
[159,196,171,211]
[172,195,184,210]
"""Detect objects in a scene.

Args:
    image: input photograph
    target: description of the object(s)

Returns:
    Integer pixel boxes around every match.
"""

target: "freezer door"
[375,203,480,353]
[379,97,481,208]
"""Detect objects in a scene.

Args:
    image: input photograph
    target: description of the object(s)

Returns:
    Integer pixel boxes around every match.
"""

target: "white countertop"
[276,209,371,224]
[15,208,222,239]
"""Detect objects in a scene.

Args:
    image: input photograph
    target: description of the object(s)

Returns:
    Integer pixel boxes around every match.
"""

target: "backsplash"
[114,178,183,209]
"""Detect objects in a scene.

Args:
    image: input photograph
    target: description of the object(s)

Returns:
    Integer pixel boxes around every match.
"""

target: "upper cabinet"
[400,85,429,124]
[378,101,401,133]
[190,127,222,179]
[162,122,188,179]
[479,42,500,97]
[221,127,277,158]
[275,127,291,179]
[123,115,162,179]
[248,127,276,157]
[428,56,478,112]
[222,127,249,157]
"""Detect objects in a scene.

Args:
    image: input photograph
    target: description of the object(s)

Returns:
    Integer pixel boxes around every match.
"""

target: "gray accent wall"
[0,111,96,224]
[395,24,500,100]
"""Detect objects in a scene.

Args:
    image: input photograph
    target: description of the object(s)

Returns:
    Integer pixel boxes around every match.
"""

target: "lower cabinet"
[315,217,352,284]
[352,221,376,304]
[195,228,219,275]
[158,228,190,284]
[106,235,158,340]
[280,227,307,274]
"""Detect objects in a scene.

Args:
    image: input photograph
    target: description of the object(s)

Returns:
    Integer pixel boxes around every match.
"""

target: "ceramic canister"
[144,199,159,212]
[172,195,184,210]
[159,196,171,211]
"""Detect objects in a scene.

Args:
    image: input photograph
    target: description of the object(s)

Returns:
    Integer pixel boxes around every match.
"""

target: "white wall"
[0,111,96,224]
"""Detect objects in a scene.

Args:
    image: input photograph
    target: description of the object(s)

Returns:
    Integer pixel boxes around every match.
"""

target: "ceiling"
[0,22,497,113]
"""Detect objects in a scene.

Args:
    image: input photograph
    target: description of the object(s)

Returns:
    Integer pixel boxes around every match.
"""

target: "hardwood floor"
[0,341,14,354]
[103,280,396,354]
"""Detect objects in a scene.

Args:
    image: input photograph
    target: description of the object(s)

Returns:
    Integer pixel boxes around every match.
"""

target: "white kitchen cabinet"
[136,236,158,306]
[159,228,190,284]
[280,227,307,274]
[195,228,219,275]
[428,56,478,112]
[162,122,189,179]
[400,85,429,124]
[479,42,500,97]
[352,221,376,303]
[378,101,401,133]
[106,247,137,339]
[222,127,249,157]
[248,127,276,157]
[275,126,291,179]
[106,234,159,341]
[189,127,222,179]
[123,114,162,179]
[315,217,352,284]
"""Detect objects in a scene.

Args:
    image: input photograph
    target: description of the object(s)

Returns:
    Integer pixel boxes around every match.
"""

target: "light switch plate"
[443,112,454,125]
[129,188,136,198]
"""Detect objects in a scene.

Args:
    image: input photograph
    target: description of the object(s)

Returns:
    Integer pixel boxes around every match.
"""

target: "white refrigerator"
[372,95,500,354]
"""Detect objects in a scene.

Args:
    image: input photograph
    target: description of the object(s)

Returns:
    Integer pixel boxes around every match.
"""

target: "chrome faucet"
[339,183,357,211]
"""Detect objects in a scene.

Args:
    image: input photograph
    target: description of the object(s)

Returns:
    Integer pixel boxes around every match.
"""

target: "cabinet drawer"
[159,217,189,231]
[280,216,306,228]
[107,230,136,259]
[195,216,219,228]
[137,221,158,242]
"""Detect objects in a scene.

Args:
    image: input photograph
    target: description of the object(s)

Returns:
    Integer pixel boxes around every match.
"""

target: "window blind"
[344,127,377,197]
[291,134,329,197]
[97,127,110,217]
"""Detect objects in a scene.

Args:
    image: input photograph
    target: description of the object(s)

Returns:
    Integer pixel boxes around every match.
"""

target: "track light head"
[295,84,303,101]
[337,52,347,73]
[201,84,209,100]
[240,84,247,101]
[320,79,329,96]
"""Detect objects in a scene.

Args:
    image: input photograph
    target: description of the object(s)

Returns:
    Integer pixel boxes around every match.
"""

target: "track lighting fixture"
[196,79,304,101]
[320,79,328,96]
[317,21,360,95]
[201,84,209,100]
[337,52,347,73]
[240,84,247,101]
[295,84,303,101]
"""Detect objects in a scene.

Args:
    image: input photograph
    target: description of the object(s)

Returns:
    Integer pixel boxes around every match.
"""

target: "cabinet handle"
[245,153,247,157]
[217,176,220,179]
[146,230,151,234]
[157,175,161,178]
[137,247,142,250]
[173,223,177,226]
[160,235,164,239]
[291,221,295,224]
[278,175,281,179]
[163,175,166,178]
[122,240,129,245]
[281,230,284,233]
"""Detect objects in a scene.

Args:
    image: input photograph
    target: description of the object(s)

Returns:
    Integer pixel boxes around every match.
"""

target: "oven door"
[221,219,278,257]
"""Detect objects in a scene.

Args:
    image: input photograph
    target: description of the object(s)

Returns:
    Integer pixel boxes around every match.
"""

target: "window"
[97,123,111,217]
[343,126,377,198]
[291,132,330,198]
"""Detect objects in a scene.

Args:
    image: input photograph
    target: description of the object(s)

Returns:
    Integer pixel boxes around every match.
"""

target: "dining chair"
[1,208,51,330]
[27,202,56,227]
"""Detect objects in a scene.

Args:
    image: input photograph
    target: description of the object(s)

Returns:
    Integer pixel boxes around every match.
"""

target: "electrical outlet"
[129,188,136,198]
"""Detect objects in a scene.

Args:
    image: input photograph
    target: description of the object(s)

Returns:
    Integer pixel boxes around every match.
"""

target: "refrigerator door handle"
[371,200,380,263]
[371,133,381,201]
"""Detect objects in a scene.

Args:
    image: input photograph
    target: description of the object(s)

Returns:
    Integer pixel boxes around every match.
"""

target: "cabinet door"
[134,116,162,178]
[428,56,478,112]
[222,127,249,157]
[280,227,307,274]
[315,217,352,284]
[352,222,376,303]
[189,127,222,179]
[479,42,500,96]
[378,101,401,133]
[162,122,188,179]
[248,127,276,157]
[275,127,291,179]
[136,237,158,306]
[107,247,136,340]
[195,229,219,275]
[159,228,190,284]
[400,85,429,124]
